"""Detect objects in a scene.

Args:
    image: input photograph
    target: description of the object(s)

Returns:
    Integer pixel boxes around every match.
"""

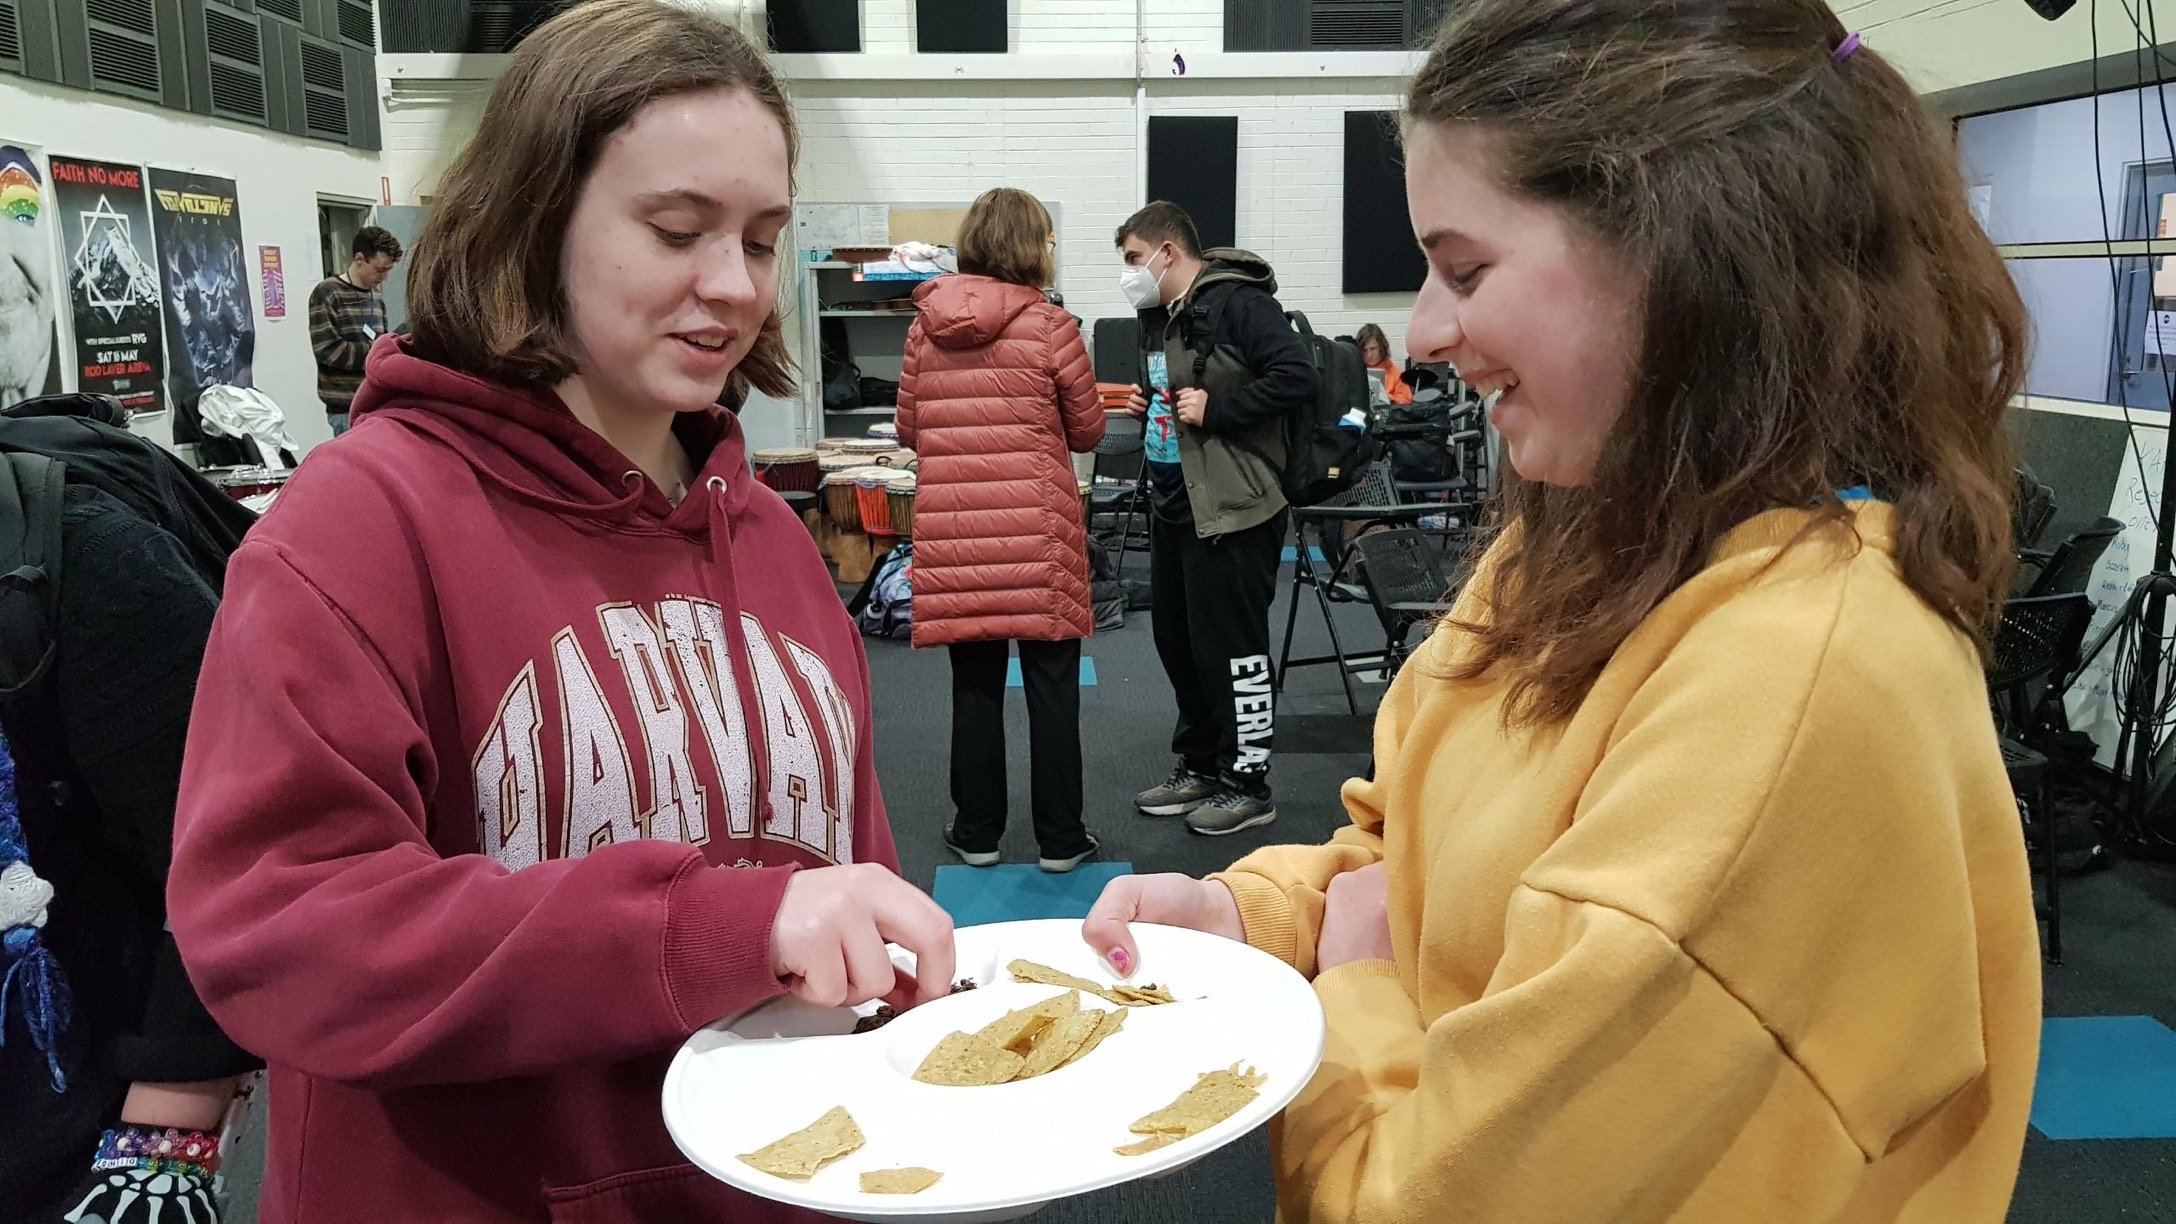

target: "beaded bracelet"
[91,1125,222,1178]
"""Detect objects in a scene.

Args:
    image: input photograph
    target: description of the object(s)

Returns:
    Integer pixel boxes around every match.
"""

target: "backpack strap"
[0,452,66,701]
[1184,285,1232,392]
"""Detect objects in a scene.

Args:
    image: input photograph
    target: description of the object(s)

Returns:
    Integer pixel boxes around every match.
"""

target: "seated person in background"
[1355,322,1411,403]
[1086,2,2042,1219]
[0,399,260,1223]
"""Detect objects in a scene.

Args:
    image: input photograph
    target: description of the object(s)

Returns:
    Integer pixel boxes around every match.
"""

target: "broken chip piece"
[910,990,1131,1087]
[1015,1008,1107,1080]
[1065,1006,1128,1065]
[1108,983,1177,1005]
[860,1167,944,1194]
[737,1106,865,1180]
[1124,1064,1266,1142]
[912,1031,1027,1086]
[1113,1132,1182,1157]
[1008,958,1177,1008]
[973,990,1081,1055]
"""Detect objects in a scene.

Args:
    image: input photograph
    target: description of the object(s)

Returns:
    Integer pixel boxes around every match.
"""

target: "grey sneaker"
[1038,833,1101,874]
[1136,767,1221,816]
[1185,789,1277,836]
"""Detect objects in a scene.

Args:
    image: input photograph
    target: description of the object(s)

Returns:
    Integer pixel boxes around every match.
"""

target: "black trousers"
[1149,509,1285,797]
[948,638,1089,856]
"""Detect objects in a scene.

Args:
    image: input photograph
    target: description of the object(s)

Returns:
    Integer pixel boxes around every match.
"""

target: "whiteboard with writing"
[2066,423,2176,764]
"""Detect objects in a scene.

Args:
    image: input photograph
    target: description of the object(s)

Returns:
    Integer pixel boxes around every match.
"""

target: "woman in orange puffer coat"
[897,187,1106,874]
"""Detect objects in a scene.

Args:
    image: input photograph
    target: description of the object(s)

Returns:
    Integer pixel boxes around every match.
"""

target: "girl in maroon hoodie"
[167,3,955,1220]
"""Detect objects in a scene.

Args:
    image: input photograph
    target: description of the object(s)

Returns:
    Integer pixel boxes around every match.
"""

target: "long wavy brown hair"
[405,0,799,405]
[1412,0,2027,727]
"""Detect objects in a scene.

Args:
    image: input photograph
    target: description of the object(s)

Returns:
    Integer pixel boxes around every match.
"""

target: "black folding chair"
[1089,414,1149,570]
[1276,460,1435,714]
[1987,592,2095,963]
[2019,516,2121,598]
[1348,527,1472,680]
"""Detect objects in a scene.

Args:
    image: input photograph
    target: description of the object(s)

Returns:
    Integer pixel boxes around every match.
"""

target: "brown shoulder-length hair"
[1413,0,2025,727]
[957,188,1054,287]
[405,0,799,403]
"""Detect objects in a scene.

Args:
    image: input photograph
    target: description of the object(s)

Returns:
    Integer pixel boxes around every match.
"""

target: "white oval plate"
[662,918,1327,1223]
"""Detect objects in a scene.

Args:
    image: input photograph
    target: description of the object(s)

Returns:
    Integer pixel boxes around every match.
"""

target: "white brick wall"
[843,0,1222,55]
[376,2,1426,372]
[379,81,490,204]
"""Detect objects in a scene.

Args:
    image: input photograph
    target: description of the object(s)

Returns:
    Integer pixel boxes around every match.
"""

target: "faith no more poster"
[48,155,167,414]
[0,143,66,411]
[148,168,255,427]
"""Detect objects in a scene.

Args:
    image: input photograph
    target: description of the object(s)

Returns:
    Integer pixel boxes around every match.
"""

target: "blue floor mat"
[2032,1015,2176,1140]
[1006,657,1098,687]
[933,862,1133,927]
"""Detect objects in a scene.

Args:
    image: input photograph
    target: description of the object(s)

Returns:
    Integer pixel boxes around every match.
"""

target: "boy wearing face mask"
[1114,202,1318,836]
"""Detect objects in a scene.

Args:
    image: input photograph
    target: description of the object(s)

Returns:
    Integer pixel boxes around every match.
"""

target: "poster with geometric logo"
[0,143,66,411]
[48,156,167,414]
[148,168,255,419]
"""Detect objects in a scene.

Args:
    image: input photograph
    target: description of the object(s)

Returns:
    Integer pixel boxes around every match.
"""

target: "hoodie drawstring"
[705,476,778,838]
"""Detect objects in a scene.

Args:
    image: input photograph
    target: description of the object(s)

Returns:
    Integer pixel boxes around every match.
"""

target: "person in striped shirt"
[309,226,402,436]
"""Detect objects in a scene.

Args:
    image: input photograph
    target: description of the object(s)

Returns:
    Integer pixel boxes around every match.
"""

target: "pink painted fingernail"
[1109,948,1131,974]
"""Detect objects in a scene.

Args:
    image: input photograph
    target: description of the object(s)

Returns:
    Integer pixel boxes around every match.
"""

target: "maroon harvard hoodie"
[170,338,893,1222]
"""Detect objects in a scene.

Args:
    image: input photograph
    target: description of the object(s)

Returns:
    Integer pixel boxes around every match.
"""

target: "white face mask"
[1119,249,1168,310]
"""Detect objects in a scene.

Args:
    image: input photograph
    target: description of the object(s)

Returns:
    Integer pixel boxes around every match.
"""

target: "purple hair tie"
[1833,32,1863,62]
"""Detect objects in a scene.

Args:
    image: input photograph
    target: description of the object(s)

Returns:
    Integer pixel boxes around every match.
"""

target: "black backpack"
[1276,312,1374,506]
[1184,302,1374,508]
[0,399,257,701]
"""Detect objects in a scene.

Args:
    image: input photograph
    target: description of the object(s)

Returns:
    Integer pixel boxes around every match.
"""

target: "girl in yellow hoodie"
[1084,3,2042,1221]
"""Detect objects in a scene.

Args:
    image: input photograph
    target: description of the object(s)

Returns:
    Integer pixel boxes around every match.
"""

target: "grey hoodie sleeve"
[1203,290,1319,434]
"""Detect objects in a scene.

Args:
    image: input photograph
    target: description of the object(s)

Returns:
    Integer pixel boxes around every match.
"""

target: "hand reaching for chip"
[1081,873,1243,978]
[769,864,956,1010]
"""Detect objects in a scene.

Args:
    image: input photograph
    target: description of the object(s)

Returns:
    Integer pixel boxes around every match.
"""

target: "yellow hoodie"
[1214,505,2040,1223]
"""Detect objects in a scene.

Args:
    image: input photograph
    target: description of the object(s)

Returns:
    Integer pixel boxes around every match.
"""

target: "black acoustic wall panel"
[1342,110,1424,294]
[378,0,470,52]
[916,0,1003,52]
[768,0,858,53]
[1146,116,1239,252]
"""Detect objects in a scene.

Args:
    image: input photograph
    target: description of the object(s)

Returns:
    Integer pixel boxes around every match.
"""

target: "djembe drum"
[856,471,897,538]
[884,470,917,538]
[752,447,819,493]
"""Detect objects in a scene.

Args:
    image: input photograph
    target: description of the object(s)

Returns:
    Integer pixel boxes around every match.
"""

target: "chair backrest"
[1096,412,1145,457]
[2012,467,2058,551]
[1091,317,1144,386]
[1350,528,1452,629]
[2025,516,2123,597]
[1987,592,2095,694]
[1345,457,1399,507]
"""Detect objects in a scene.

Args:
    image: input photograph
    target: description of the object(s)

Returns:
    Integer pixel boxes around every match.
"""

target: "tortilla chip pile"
[1113,1064,1267,1156]
[1008,959,1177,1007]
[738,1105,865,1180]
[860,1167,944,1194]
[911,989,1129,1086]
[736,965,1249,1195]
